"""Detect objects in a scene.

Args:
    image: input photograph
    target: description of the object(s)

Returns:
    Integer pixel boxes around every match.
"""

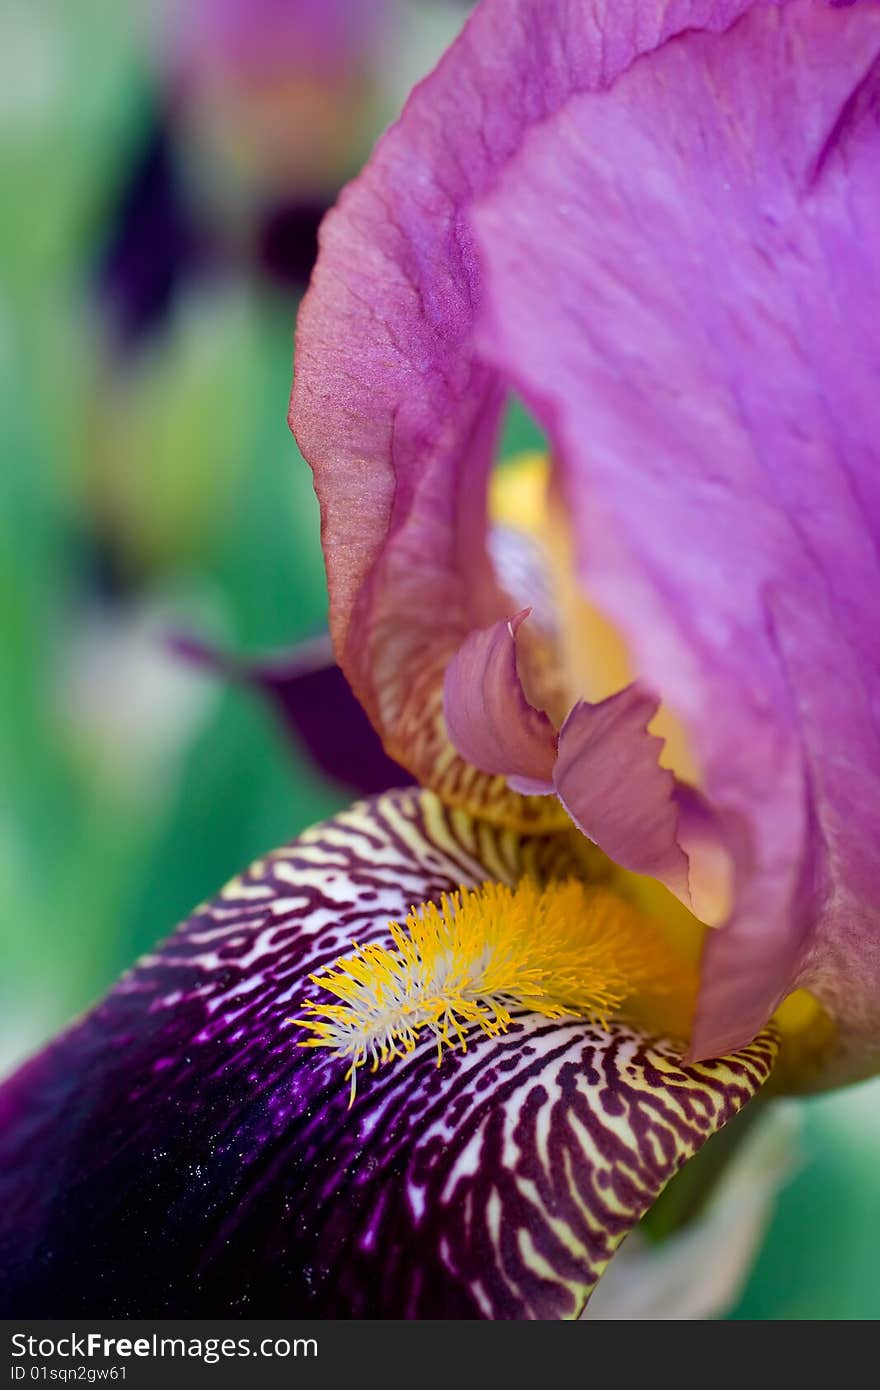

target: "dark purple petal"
[255,197,330,291]
[171,632,413,796]
[95,117,201,352]
[0,791,775,1318]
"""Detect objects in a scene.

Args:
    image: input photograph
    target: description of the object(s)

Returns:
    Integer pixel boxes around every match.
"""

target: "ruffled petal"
[0,790,775,1318]
[290,0,753,826]
[292,0,880,1078]
[467,1,880,1075]
[443,611,557,795]
[554,689,691,904]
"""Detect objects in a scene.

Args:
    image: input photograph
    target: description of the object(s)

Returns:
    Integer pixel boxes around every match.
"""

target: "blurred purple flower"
[95,118,203,350]
[96,0,402,349]
[169,0,392,85]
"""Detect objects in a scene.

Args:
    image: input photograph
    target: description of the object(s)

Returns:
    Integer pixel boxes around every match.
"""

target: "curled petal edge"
[443,609,557,795]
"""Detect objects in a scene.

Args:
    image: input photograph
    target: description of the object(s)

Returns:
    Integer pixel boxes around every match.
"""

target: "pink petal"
[290,0,754,784]
[470,2,880,1067]
[674,785,736,930]
[292,0,880,1077]
[443,610,557,793]
[554,688,690,903]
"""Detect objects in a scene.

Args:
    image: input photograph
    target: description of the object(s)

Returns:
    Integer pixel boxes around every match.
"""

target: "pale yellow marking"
[491,453,733,924]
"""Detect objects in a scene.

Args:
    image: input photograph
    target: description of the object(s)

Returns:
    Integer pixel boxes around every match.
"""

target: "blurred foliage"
[0,0,340,1067]
[0,0,877,1321]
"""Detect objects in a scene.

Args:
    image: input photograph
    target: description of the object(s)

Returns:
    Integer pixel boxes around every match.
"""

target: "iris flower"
[98,0,398,352]
[1,0,878,1319]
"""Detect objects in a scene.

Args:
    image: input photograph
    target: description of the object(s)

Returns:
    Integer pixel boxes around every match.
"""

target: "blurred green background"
[1,0,877,1320]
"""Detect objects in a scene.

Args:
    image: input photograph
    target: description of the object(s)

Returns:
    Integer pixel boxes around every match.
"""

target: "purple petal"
[0,791,775,1318]
[255,196,330,291]
[469,1,880,1068]
[554,689,690,903]
[673,784,736,930]
[292,0,880,1076]
[171,632,413,796]
[95,117,200,352]
[288,0,790,1018]
[295,0,747,807]
[443,611,557,794]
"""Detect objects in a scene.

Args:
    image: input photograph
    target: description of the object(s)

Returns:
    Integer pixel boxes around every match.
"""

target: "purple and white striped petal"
[0,791,775,1319]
